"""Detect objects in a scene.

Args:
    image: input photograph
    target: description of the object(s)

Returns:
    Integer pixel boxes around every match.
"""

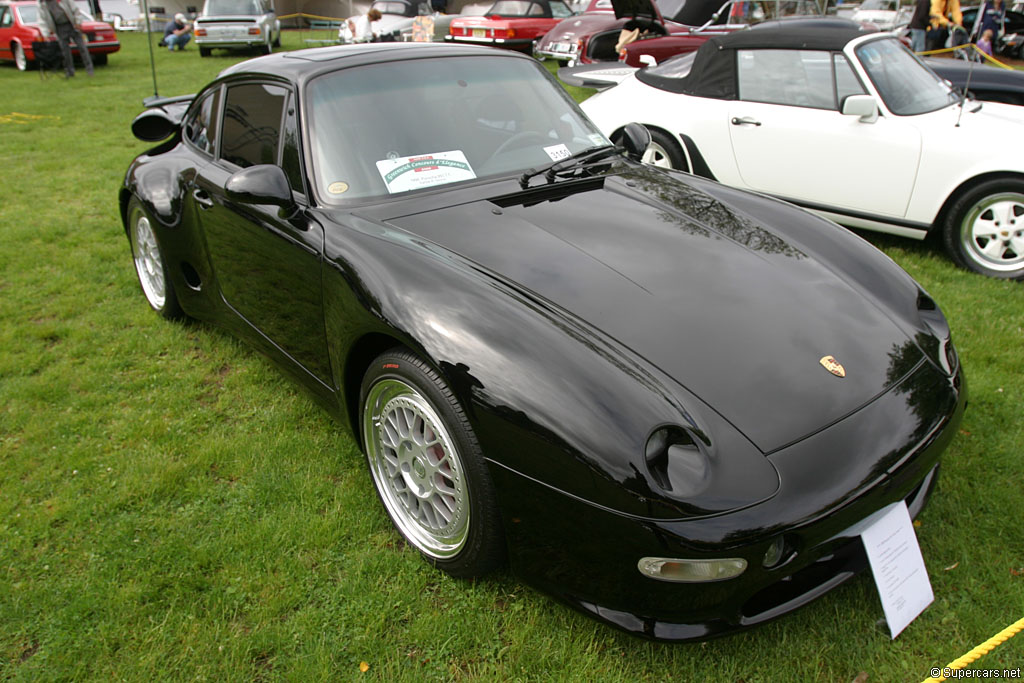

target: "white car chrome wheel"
[127,198,183,317]
[642,141,674,168]
[363,378,470,559]
[131,213,167,310]
[959,192,1024,274]
[14,43,28,71]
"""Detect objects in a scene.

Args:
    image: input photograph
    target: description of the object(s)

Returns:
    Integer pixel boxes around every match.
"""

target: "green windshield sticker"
[376,151,477,193]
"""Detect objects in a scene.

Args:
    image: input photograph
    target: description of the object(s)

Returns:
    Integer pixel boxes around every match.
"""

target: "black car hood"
[383,171,920,453]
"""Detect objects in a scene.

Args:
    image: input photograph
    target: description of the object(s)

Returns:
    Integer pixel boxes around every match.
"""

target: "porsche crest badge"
[819,355,846,378]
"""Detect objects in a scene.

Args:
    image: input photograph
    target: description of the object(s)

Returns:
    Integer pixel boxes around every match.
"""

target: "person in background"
[975,0,1006,41]
[37,0,94,77]
[977,27,995,54]
[348,8,383,42]
[928,0,963,51]
[163,13,192,51]
[909,0,931,52]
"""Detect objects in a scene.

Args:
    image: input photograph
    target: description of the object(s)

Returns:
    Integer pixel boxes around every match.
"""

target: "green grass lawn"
[1,31,1022,681]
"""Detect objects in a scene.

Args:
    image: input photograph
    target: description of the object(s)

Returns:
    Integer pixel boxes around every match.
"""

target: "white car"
[194,0,281,56]
[849,0,911,31]
[582,21,1024,279]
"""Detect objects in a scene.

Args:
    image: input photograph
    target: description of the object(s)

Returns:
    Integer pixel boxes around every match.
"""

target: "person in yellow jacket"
[928,0,964,50]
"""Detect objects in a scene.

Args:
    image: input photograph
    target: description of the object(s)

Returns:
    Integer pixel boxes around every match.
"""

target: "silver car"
[194,0,281,56]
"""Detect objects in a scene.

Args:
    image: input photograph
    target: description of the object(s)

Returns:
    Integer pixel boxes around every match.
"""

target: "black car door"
[193,81,332,387]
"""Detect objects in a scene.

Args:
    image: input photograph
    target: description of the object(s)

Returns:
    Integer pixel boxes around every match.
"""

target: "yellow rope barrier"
[278,12,347,22]
[921,616,1024,682]
[916,44,1014,69]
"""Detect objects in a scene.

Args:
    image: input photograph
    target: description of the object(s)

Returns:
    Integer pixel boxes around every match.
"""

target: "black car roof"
[216,42,528,84]
[637,19,875,98]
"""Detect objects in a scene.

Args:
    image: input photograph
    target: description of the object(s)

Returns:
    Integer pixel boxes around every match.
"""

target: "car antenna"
[141,0,161,106]
[955,40,977,127]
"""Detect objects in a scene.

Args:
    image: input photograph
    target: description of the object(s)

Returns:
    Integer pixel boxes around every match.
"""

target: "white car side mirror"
[842,94,879,124]
[639,54,657,67]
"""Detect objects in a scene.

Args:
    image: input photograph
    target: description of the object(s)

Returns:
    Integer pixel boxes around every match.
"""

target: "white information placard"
[860,501,934,639]
[376,151,476,194]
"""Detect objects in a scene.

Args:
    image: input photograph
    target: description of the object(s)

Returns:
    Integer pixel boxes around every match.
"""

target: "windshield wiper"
[518,144,620,189]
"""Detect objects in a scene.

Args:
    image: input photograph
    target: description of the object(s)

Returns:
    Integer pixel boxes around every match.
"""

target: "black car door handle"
[731,117,762,126]
[193,189,214,209]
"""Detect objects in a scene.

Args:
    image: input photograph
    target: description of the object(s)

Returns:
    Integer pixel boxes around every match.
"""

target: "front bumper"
[490,355,966,640]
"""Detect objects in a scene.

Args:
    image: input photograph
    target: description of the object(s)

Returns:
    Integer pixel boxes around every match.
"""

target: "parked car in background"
[122,41,964,641]
[583,21,1024,279]
[75,0,142,30]
[393,9,462,41]
[352,0,434,40]
[849,0,910,30]
[535,0,730,65]
[0,0,119,70]
[194,0,280,56]
[614,0,823,65]
[447,0,575,52]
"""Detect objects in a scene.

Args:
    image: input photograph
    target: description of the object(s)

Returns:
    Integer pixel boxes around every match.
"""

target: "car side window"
[281,92,306,197]
[220,83,288,169]
[528,2,545,15]
[184,87,221,156]
[1,8,11,27]
[834,54,867,107]
[737,49,835,110]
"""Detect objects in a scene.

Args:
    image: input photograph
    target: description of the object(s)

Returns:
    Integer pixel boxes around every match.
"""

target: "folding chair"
[31,40,64,79]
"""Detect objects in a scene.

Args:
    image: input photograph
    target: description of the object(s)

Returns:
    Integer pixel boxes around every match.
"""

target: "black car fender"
[320,213,780,521]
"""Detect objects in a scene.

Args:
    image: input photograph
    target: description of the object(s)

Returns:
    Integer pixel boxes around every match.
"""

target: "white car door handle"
[731,117,762,127]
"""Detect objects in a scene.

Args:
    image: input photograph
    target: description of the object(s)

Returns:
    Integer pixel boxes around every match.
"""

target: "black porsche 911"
[121,43,966,641]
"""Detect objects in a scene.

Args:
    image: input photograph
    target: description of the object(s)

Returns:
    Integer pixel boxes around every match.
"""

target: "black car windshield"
[205,0,259,14]
[307,55,609,201]
[855,37,959,115]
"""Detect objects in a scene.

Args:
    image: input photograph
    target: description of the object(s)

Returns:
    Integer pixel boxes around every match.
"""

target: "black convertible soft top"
[637,19,873,99]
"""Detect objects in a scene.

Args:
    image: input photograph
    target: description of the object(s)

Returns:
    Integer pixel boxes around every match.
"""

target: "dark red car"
[446,0,576,53]
[0,0,119,71]
[535,0,733,65]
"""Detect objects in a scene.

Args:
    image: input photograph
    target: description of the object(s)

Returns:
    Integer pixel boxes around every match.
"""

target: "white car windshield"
[858,0,898,10]
[855,38,960,115]
[307,55,609,201]
[18,4,40,22]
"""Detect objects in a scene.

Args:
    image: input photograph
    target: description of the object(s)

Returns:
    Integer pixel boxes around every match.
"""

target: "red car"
[0,0,119,71]
[447,0,575,53]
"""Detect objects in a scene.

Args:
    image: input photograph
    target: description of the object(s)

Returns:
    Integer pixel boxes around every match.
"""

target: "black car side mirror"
[225,165,298,217]
[618,122,652,162]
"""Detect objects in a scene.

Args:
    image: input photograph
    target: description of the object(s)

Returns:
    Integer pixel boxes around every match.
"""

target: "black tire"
[126,197,185,319]
[360,348,505,578]
[13,42,33,71]
[942,178,1024,279]
[258,40,271,55]
[92,53,108,66]
[272,31,281,48]
[642,128,688,171]
[199,47,211,57]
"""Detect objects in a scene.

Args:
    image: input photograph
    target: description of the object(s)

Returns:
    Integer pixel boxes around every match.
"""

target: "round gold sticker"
[327,181,349,195]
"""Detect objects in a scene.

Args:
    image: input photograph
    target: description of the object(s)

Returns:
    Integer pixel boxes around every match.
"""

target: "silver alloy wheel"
[14,43,27,71]
[131,213,167,310]
[959,191,1024,274]
[363,378,469,559]
[642,141,674,169]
